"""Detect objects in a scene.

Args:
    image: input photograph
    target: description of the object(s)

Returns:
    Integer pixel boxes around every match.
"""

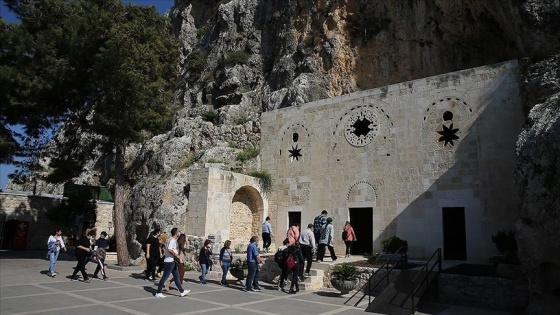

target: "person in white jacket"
[46,228,67,277]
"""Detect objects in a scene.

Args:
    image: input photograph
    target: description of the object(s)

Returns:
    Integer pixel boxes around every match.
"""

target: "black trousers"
[300,244,313,275]
[279,265,288,289]
[290,264,300,292]
[145,255,158,279]
[317,243,337,261]
[344,240,353,256]
[71,255,89,280]
[262,233,272,250]
[314,232,322,246]
[93,257,106,277]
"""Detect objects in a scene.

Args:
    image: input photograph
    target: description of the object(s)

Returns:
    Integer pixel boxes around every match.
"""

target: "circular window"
[344,110,380,147]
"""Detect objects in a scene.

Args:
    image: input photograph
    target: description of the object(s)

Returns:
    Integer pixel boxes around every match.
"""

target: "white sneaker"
[155,293,166,298]
[180,289,191,297]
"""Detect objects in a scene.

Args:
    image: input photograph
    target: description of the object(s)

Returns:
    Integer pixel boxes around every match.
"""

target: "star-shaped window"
[352,117,372,138]
[288,144,302,161]
[437,123,459,146]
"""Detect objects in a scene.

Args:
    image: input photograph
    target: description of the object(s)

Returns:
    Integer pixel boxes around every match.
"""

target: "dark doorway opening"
[349,208,373,255]
[442,207,467,260]
[288,212,301,231]
[1,219,17,249]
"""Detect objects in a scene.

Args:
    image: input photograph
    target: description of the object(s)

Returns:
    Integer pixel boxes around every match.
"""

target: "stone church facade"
[259,60,523,262]
[0,61,523,264]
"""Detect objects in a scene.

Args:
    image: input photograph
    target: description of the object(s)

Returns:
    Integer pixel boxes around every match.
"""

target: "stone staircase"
[298,268,324,291]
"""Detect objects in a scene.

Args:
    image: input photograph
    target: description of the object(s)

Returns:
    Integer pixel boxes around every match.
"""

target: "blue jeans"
[157,261,184,294]
[48,250,60,274]
[245,262,260,290]
[200,263,209,283]
[221,262,230,284]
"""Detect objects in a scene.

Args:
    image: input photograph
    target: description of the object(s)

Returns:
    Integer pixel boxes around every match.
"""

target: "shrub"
[222,50,249,67]
[381,235,408,254]
[248,170,272,194]
[236,146,259,161]
[331,263,360,281]
[492,230,519,264]
[231,167,243,173]
[187,50,208,77]
[234,117,249,125]
[367,252,383,265]
[202,109,219,124]
[196,27,208,38]
[181,152,204,169]
[231,258,248,269]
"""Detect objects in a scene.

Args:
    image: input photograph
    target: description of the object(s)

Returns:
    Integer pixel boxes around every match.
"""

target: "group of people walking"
[273,209,358,294]
[48,210,357,298]
[46,227,109,283]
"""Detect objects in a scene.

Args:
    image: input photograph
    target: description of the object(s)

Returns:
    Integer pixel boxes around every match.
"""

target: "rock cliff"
[515,55,560,314]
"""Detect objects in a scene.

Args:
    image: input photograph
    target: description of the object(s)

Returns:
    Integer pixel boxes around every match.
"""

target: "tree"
[1,0,179,266]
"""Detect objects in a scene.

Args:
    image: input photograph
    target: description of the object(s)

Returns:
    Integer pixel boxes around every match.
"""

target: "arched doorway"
[347,181,377,255]
[230,185,263,250]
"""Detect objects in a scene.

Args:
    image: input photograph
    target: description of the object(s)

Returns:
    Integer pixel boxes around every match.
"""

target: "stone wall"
[0,191,113,249]
[0,192,63,249]
[438,274,529,311]
[187,167,269,250]
[261,60,524,262]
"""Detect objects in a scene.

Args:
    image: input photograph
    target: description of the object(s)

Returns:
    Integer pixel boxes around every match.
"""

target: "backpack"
[285,252,296,270]
[96,247,107,260]
[275,248,289,268]
[274,249,283,264]
[342,230,348,240]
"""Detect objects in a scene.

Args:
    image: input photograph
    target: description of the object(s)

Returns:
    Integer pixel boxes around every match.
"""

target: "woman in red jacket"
[342,221,357,258]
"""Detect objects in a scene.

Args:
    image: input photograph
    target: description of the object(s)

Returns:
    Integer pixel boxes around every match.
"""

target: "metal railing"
[344,247,408,307]
[409,248,442,313]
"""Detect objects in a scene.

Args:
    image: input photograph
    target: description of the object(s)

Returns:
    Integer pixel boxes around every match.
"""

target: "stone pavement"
[0,250,513,315]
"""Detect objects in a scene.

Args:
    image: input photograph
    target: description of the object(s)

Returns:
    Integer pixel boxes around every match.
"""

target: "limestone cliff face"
[171,0,559,112]
[515,55,560,315]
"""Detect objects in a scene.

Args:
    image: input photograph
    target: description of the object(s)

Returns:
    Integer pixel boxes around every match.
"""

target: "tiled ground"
[0,250,512,315]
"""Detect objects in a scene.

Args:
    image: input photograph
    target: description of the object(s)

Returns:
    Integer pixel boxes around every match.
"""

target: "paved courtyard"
[0,250,512,315]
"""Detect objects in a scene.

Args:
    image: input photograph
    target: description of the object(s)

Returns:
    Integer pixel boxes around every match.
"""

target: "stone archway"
[230,185,263,251]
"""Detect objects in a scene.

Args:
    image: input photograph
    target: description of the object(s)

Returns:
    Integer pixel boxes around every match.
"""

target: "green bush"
[367,252,383,265]
[196,27,208,38]
[222,50,249,67]
[382,235,408,254]
[232,258,248,269]
[248,170,272,194]
[236,146,259,161]
[492,230,518,264]
[234,117,249,125]
[331,263,360,281]
[187,50,208,76]
[202,109,219,124]
[231,167,243,173]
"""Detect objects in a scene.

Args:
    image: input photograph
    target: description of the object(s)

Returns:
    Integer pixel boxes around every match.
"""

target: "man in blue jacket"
[245,235,266,292]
